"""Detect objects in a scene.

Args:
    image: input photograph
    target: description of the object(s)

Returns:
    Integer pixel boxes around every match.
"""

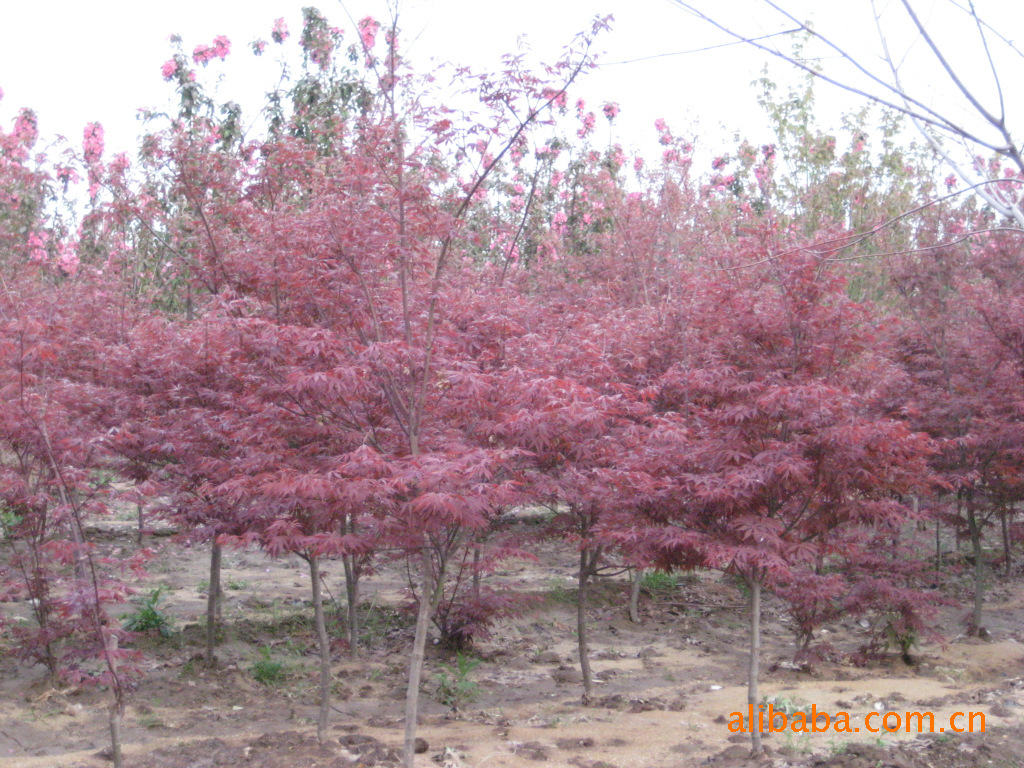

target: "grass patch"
[250,646,289,686]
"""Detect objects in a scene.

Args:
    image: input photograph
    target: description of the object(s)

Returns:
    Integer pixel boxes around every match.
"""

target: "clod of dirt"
[511,741,549,761]
[593,693,667,712]
[414,736,429,753]
[533,651,562,664]
[550,666,582,684]
[556,736,595,749]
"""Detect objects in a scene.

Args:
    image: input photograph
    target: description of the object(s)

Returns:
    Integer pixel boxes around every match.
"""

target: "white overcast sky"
[1,0,1022,166]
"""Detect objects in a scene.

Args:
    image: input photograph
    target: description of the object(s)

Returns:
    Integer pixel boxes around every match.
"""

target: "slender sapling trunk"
[1000,506,1012,575]
[747,571,763,757]
[577,547,595,704]
[967,505,985,633]
[629,568,643,623]
[308,554,332,742]
[403,544,435,768]
[205,541,222,667]
[342,553,360,656]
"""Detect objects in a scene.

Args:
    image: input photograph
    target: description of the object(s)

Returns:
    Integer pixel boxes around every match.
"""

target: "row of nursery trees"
[3,9,1024,763]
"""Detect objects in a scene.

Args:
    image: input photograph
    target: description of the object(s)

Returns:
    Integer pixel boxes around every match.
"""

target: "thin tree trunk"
[108,703,123,768]
[403,544,435,768]
[472,546,481,597]
[309,555,332,743]
[1000,506,1012,575]
[577,547,594,704]
[629,568,643,623]
[205,541,222,667]
[136,502,144,548]
[105,630,124,768]
[967,505,985,633]
[747,572,762,757]
[342,553,359,657]
[342,515,360,656]
[936,513,942,571]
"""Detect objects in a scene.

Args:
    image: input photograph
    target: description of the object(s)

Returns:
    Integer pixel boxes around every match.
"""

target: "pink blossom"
[577,111,596,139]
[161,58,178,80]
[28,231,48,262]
[634,156,644,173]
[358,16,380,50]
[193,35,230,65]
[193,44,213,65]
[14,109,37,145]
[945,174,958,190]
[711,155,729,171]
[575,98,586,115]
[83,122,104,163]
[213,35,231,57]
[551,171,564,186]
[55,165,80,185]
[252,39,268,54]
[56,241,79,276]
[541,88,567,110]
[272,17,289,43]
[553,210,567,226]
[602,102,619,120]
[654,118,668,133]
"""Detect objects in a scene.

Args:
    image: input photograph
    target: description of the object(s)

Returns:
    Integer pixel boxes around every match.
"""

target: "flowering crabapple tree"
[675,0,1024,227]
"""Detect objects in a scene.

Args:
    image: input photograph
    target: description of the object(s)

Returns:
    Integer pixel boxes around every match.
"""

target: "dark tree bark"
[205,541,222,667]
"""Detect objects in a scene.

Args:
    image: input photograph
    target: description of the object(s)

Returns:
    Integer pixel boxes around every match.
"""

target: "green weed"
[640,570,678,593]
[122,588,175,637]
[435,652,481,709]
[250,646,288,686]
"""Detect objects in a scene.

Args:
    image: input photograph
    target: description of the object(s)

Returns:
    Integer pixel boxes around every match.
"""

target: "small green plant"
[763,694,811,716]
[226,579,249,590]
[782,729,812,754]
[122,588,175,637]
[640,570,678,592]
[435,652,481,709]
[137,713,165,729]
[544,579,578,606]
[882,612,918,663]
[250,646,288,686]
[827,739,850,756]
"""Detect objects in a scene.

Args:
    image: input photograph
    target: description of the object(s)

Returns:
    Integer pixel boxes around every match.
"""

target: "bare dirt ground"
[2,522,1024,768]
